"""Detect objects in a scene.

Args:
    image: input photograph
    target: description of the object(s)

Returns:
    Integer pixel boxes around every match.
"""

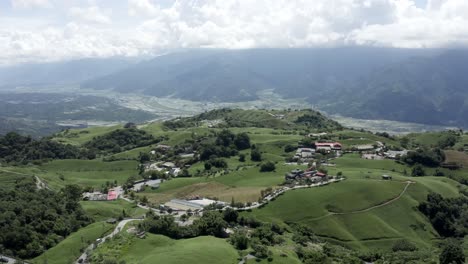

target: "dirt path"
[0,168,50,190]
[75,218,143,264]
[310,181,414,221]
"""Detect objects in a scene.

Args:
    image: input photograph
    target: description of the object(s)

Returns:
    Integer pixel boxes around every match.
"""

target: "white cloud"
[2,0,468,65]
[128,0,160,16]
[69,5,112,24]
[11,0,52,9]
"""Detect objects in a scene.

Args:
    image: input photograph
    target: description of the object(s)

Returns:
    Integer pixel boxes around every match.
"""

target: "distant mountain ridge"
[319,50,468,127]
[1,48,468,127]
[0,57,136,87]
[82,48,437,101]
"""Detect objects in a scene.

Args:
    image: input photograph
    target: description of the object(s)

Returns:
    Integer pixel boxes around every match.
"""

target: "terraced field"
[249,154,461,250]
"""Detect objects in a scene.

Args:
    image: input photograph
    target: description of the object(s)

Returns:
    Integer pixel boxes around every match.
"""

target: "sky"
[0,0,467,65]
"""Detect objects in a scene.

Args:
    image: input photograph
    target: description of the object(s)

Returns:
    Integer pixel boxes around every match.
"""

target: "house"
[82,191,107,201]
[313,172,329,181]
[308,132,328,138]
[106,218,118,224]
[315,142,342,151]
[155,144,171,153]
[354,144,374,151]
[384,150,408,159]
[162,162,176,168]
[382,174,392,180]
[145,162,163,171]
[362,154,384,160]
[295,148,316,159]
[107,189,118,201]
[169,167,181,177]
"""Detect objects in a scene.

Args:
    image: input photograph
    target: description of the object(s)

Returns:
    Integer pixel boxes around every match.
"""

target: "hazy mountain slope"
[320,50,468,127]
[0,57,135,87]
[82,48,435,101]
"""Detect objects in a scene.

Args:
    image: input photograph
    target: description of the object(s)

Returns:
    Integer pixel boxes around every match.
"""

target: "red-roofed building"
[315,172,327,177]
[107,189,118,201]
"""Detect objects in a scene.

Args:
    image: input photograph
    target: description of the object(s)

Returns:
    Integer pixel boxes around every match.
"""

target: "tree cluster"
[401,148,445,167]
[139,211,228,240]
[418,192,468,238]
[85,128,161,154]
[0,179,91,259]
[0,132,91,164]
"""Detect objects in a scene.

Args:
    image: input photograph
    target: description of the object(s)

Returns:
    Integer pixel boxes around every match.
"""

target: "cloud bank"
[1,0,468,64]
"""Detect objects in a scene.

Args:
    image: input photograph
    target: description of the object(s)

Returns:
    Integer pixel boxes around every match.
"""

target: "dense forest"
[0,132,91,163]
[84,127,162,154]
[0,178,90,258]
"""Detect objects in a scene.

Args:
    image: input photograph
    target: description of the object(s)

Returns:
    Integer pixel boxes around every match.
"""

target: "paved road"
[236,178,344,211]
[75,218,143,264]
[0,255,16,264]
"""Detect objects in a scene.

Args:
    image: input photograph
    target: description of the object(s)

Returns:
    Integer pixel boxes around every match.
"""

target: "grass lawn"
[0,168,33,187]
[81,199,147,222]
[53,125,123,145]
[139,162,306,204]
[248,152,461,251]
[91,233,239,264]
[36,159,139,190]
[32,222,114,264]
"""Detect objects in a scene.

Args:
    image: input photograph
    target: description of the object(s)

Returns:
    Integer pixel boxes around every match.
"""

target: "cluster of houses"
[362,150,408,160]
[82,188,119,201]
[144,161,181,177]
[285,167,329,183]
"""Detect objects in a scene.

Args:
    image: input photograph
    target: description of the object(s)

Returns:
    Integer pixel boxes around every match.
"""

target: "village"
[81,130,407,215]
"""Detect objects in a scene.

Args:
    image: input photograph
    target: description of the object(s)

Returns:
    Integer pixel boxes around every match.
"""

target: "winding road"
[75,218,143,264]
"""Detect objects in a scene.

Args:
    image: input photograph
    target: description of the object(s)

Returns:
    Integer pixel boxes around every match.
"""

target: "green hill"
[90,233,239,264]
[249,153,461,250]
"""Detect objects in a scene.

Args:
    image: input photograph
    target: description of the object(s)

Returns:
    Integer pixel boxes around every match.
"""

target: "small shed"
[382,174,392,180]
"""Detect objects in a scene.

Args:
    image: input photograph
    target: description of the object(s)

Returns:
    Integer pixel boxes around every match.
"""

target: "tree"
[194,211,227,238]
[251,149,262,162]
[238,153,246,162]
[223,208,239,223]
[229,230,249,250]
[440,240,465,264]
[139,152,151,163]
[234,133,251,150]
[260,161,276,172]
[411,165,426,176]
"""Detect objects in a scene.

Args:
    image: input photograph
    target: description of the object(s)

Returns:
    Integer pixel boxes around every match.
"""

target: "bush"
[260,161,276,172]
[251,149,262,162]
[391,239,417,252]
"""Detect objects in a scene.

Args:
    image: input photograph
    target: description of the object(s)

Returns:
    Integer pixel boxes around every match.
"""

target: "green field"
[81,200,147,222]
[32,222,114,264]
[91,233,239,264]
[248,153,461,250]
[54,125,123,145]
[36,159,139,190]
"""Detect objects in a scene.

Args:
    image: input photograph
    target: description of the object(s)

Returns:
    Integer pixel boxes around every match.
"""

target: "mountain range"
[1,48,467,127]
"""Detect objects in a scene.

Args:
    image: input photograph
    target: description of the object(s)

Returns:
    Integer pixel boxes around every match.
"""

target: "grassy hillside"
[36,159,139,190]
[32,222,114,264]
[249,153,461,250]
[90,233,239,264]
[81,200,147,222]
